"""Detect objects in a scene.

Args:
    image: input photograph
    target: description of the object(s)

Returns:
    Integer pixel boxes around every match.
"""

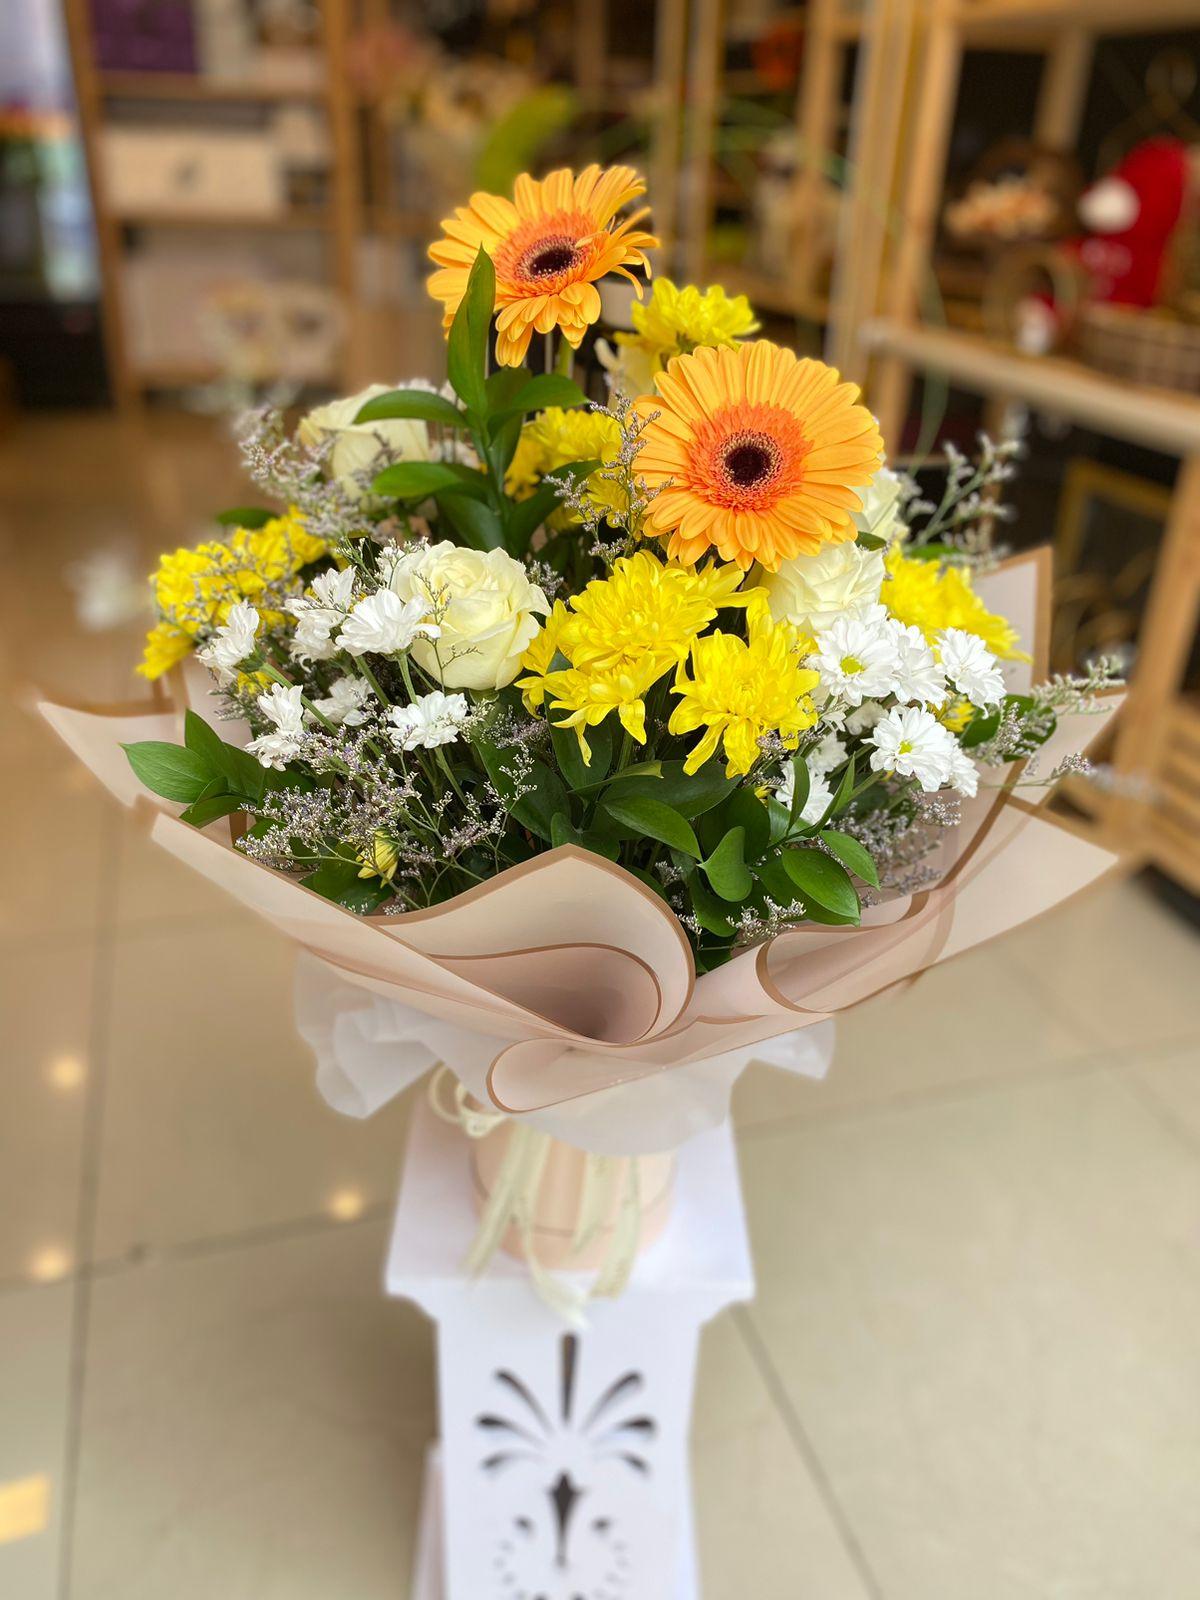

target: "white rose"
[298,383,430,496]
[390,541,548,691]
[853,465,909,543]
[760,541,885,633]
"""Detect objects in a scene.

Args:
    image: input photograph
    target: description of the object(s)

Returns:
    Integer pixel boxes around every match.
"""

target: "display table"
[389,1101,754,1599]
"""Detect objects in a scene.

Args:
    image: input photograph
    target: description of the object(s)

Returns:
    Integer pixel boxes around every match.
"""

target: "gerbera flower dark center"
[721,432,780,491]
[523,237,579,278]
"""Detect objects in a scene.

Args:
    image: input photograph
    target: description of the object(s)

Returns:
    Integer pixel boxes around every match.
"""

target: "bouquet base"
[390,1100,753,1600]
[471,1124,676,1271]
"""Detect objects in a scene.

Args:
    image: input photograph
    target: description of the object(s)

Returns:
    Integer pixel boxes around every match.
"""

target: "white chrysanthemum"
[853,465,909,544]
[776,764,835,826]
[760,541,886,633]
[387,690,469,752]
[808,731,846,776]
[867,704,958,792]
[198,600,259,684]
[338,591,440,658]
[311,674,374,726]
[287,567,357,664]
[845,700,886,736]
[247,682,306,770]
[937,627,1006,707]
[948,744,980,798]
[811,614,899,707]
[887,620,947,705]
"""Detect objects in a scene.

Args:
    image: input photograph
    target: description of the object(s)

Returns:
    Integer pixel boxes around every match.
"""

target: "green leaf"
[183,710,266,800]
[371,461,487,501]
[787,754,811,828]
[353,388,467,428]
[601,794,701,858]
[766,796,792,845]
[603,759,736,819]
[179,792,245,828]
[435,493,505,551]
[485,367,531,409]
[547,813,621,862]
[122,740,214,803]
[214,505,274,529]
[690,879,736,936]
[701,826,753,901]
[477,739,569,842]
[856,529,886,550]
[504,460,600,555]
[818,828,880,888]
[447,247,495,415]
[551,716,612,792]
[755,855,797,904]
[799,754,857,834]
[781,848,861,920]
[490,373,588,421]
[718,788,771,858]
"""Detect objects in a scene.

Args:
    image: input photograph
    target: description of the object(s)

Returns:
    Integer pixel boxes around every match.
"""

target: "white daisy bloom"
[867,704,958,792]
[886,620,947,706]
[198,600,259,684]
[286,567,357,664]
[844,700,886,736]
[247,682,306,770]
[338,591,440,658]
[774,764,834,825]
[387,690,469,752]
[948,744,981,798]
[811,614,899,707]
[808,731,846,776]
[937,628,1006,708]
[311,674,374,726]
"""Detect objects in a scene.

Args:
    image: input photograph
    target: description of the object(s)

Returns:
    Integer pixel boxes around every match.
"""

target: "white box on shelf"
[101,126,285,217]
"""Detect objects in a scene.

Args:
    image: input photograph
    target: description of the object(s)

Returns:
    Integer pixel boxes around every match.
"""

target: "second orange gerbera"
[634,342,884,571]
[427,165,658,367]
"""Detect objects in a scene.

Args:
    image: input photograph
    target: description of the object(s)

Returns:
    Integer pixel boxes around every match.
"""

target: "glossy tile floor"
[2,412,1199,1599]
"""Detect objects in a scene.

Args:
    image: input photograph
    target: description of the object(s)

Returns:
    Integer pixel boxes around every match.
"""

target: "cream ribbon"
[427,1065,647,1327]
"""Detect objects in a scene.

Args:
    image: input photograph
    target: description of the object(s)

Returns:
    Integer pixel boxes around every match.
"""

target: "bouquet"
[43,164,1122,1280]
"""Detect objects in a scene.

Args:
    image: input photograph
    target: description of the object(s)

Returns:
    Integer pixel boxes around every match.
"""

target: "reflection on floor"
[2,412,1199,1599]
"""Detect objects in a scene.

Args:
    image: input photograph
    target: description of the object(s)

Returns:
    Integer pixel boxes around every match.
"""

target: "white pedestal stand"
[389,1102,754,1600]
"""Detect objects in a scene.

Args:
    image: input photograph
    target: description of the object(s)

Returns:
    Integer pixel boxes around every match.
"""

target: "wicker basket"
[1078,302,1200,394]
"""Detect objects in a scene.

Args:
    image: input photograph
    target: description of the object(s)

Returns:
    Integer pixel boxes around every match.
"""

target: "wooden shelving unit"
[854,0,1200,894]
[63,0,359,407]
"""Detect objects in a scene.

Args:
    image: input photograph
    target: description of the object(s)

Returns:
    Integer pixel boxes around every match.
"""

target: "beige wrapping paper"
[37,549,1125,1154]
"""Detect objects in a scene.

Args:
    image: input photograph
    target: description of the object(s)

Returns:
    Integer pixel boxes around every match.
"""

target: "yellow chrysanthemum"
[539,656,664,763]
[938,696,975,733]
[635,342,884,573]
[505,406,623,523]
[884,548,1026,661]
[428,165,658,367]
[138,508,325,679]
[566,552,754,674]
[138,620,194,681]
[517,598,572,711]
[669,613,819,777]
[610,279,759,388]
[516,552,755,732]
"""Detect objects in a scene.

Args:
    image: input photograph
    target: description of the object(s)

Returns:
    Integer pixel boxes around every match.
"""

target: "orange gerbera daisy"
[427,165,658,367]
[634,341,884,571]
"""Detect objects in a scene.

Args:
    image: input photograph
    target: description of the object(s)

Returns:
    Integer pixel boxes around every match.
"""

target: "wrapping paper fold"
[38,551,1125,1155]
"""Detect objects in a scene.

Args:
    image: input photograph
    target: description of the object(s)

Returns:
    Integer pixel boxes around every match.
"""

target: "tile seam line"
[731,1302,888,1600]
[56,804,122,1600]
